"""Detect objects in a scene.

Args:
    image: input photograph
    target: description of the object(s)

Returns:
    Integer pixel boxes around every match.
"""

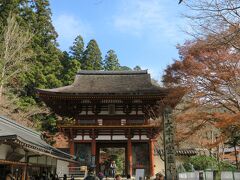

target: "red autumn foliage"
[163,39,240,147]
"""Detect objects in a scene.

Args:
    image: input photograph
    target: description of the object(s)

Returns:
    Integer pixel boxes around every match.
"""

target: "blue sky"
[50,0,189,80]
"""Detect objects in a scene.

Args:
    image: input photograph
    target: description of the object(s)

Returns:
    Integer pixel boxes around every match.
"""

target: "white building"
[0,116,79,179]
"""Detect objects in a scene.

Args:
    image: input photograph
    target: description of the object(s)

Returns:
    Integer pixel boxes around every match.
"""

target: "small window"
[108,104,115,115]
[121,119,126,125]
[98,119,103,125]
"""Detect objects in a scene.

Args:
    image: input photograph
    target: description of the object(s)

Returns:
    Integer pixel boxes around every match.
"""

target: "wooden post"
[92,138,96,156]
[149,139,154,177]
[91,138,96,167]
[127,137,133,176]
[24,150,28,180]
[69,139,75,170]
[22,165,27,180]
[69,139,75,156]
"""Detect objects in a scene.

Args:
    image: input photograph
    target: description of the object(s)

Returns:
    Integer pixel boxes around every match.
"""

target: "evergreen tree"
[60,51,81,85]
[0,0,63,97]
[82,39,103,70]
[133,65,142,71]
[0,0,20,28]
[26,0,62,90]
[70,35,84,63]
[0,0,82,134]
[119,66,132,71]
[103,50,120,71]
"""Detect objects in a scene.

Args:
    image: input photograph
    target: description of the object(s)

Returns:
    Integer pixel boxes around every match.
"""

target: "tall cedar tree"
[0,0,63,97]
[133,65,141,71]
[60,51,81,85]
[103,50,120,70]
[70,35,84,63]
[82,39,103,70]
[119,66,132,71]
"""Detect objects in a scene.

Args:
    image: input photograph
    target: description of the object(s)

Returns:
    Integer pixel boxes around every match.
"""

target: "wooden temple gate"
[38,70,172,177]
[61,124,159,176]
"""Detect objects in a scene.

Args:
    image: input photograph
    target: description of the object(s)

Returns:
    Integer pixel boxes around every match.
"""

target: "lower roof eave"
[0,159,28,166]
[37,90,169,99]
[0,136,79,164]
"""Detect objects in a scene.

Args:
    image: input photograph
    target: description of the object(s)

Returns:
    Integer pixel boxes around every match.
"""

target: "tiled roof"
[155,148,198,156]
[77,70,148,75]
[38,70,167,95]
[0,116,77,163]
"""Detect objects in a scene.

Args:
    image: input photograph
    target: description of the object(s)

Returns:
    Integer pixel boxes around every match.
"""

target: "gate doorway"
[96,142,127,177]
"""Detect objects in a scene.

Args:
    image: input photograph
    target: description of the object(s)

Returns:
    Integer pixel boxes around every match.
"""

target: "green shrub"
[190,155,218,170]
[219,161,236,171]
[183,155,237,171]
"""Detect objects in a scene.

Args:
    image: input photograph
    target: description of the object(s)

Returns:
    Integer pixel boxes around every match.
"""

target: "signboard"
[163,106,177,179]
[135,169,145,180]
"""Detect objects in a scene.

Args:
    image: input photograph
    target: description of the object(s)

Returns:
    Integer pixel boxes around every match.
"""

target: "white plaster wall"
[38,156,47,165]
[96,135,111,140]
[29,156,38,164]
[15,147,26,162]
[74,135,92,140]
[132,135,140,140]
[154,155,165,175]
[74,135,82,140]
[0,144,26,162]
[0,144,11,159]
[57,160,69,176]
[112,135,127,140]
[75,135,131,140]
[141,135,149,140]
[83,135,92,140]
[74,135,148,141]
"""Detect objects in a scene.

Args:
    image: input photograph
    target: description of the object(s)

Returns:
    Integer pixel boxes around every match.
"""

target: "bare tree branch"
[0,13,33,101]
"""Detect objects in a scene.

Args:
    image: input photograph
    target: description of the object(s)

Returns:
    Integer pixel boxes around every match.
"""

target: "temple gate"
[38,70,172,177]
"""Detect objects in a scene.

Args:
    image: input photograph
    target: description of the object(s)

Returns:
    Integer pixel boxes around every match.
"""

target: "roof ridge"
[0,116,41,137]
[77,70,148,75]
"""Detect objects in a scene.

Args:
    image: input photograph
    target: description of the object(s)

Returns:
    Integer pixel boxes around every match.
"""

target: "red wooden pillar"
[128,137,133,176]
[69,139,75,169]
[149,139,154,177]
[92,138,96,156]
[69,139,75,156]
[91,138,96,167]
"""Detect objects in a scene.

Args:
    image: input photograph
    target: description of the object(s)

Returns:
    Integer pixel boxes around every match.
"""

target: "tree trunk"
[0,83,3,101]
[234,144,239,169]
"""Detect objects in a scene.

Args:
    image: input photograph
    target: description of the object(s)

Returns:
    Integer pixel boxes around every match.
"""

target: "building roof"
[0,116,77,163]
[77,70,148,75]
[155,148,198,156]
[38,70,167,95]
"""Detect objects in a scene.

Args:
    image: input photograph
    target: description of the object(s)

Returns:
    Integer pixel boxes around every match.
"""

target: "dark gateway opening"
[99,147,125,176]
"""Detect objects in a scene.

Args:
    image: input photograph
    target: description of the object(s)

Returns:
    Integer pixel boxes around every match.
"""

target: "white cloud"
[113,0,185,42]
[53,14,93,49]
